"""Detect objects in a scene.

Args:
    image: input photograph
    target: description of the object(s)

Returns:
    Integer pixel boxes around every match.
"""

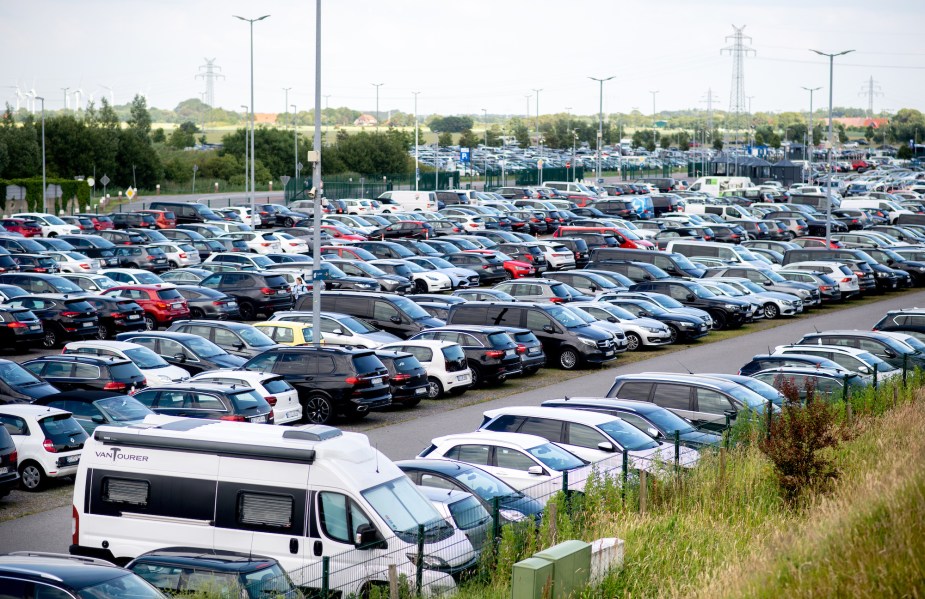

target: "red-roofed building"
[834,117,889,129]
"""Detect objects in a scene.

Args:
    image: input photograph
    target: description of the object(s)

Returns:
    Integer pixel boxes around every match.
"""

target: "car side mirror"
[527,465,545,476]
[389,315,402,324]
[597,441,616,452]
[589,285,597,292]
[542,324,555,334]
[763,280,773,286]
[686,293,695,301]
[91,415,106,424]
[646,427,662,439]
[643,274,653,280]
[331,328,344,335]
[606,316,618,323]
[173,352,187,363]
[234,343,245,351]
[724,409,738,421]
[885,349,897,358]
[354,523,384,549]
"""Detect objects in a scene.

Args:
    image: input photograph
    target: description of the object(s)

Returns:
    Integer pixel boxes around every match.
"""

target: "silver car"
[268,310,401,348]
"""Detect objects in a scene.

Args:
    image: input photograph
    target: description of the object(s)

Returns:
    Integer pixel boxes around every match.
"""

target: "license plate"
[505,349,515,357]
[82,322,93,327]
[371,377,383,385]
[251,415,267,423]
[127,314,140,320]
[172,303,183,309]
[29,325,40,330]
[415,387,427,395]
[0,467,7,475]
[67,455,80,464]
[228,302,238,307]
[528,347,540,355]
[286,409,300,419]
[457,374,469,381]
[604,351,614,357]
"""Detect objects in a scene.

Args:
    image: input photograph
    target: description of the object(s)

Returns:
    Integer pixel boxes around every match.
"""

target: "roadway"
[0,288,921,553]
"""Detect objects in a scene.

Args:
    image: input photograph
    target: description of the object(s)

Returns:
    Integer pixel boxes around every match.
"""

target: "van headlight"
[407,553,449,569]
[499,509,527,522]
[578,337,597,347]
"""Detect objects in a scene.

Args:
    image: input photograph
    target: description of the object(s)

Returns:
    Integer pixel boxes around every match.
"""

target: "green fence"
[285,172,463,202]
[619,165,674,181]
[514,167,584,186]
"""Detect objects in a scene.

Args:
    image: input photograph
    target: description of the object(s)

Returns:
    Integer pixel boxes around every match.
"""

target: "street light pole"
[811,48,854,247]
[36,96,46,213]
[801,86,821,184]
[589,76,614,183]
[531,89,542,184]
[371,83,383,133]
[650,90,659,154]
[233,14,270,235]
[292,104,298,180]
[413,92,420,191]
[240,105,249,199]
[311,0,323,345]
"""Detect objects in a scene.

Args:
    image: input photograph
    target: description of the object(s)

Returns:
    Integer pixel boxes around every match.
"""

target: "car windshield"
[527,442,585,471]
[739,280,765,294]
[0,361,44,386]
[185,337,227,358]
[77,572,165,599]
[362,476,446,534]
[639,407,696,435]
[763,270,787,283]
[892,334,925,353]
[248,255,274,268]
[391,296,431,321]
[399,261,427,274]
[97,396,152,422]
[338,315,379,334]
[732,377,785,406]
[123,347,170,369]
[320,262,348,278]
[136,272,163,285]
[426,257,454,269]
[546,305,587,328]
[727,385,772,410]
[599,304,636,320]
[583,273,618,289]
[47,277,83,293]
[711,283,745,297]
[689,284,715,299]
[238,327,277,347]
[551,283,583,299]
[243,563,297,595]
[598,419,660,451]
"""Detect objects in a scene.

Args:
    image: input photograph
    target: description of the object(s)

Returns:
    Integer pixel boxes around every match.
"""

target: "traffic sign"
[100,175,110,186]
[125,187,136,200]
[460,148,471,163]
[280,175,291,187]
[312,269,327,282]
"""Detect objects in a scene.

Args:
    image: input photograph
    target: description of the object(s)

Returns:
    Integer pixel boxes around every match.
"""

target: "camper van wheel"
[303,393,334,424]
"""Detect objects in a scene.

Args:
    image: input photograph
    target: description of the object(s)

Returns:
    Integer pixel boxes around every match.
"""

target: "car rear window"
[12,310,38,322]
[39,413,86,442]
[230,389,269,412]
[393,355,423,373]
[263,275,289,288]
[163,212,176,220]
[64,300,94,312]
[263,377,293,394]
[156,289,183,300]
[513,331,539,345]
[146,247,166,256]
[353,353,385,375]
[109,362,144,380]
[487,332,516,349]
[441,345,466,362]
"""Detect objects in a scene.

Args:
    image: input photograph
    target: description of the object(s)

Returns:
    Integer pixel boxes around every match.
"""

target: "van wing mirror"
[542,324,555,334]
[354,523,384,549]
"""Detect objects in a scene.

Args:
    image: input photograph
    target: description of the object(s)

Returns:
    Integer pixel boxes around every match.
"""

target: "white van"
[71,418,473,596]
[686,177,753,197]
[664,240,768,268]
[376,190,437,213]
[839,198,912,224]
[684,203,753,220]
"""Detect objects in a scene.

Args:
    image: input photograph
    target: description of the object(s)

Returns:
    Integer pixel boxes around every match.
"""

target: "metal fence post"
[415,523,425,595]
[491,496,501,551]
[724,413,731,450]
[903,353,908,386]
[621,449,628,505]
[873,363,878,390]
[321,556,329,598]
[562,469,570,512]
[674,430,680,467]
[766,400,773,440]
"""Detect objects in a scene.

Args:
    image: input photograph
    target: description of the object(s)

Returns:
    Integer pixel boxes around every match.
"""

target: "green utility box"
[533,540,592,599]
[511,557,554,599]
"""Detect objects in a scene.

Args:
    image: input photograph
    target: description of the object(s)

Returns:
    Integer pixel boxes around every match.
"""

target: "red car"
[554,226,655,250]
[795,236,844,249]
[319,224,367,241]
[75,213,115,231]
[464,249,536,279]
[103,284,190,330]
[136,209,177,229]
[0,218,41,237]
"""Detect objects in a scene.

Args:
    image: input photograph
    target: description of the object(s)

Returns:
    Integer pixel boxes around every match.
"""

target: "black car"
[0,304,43,347]
[174,285,241,319]
[30,237,75,252]
[187,238,226,261]
[110,212,158,229]
[243,346,391,424]
[160,228,207,243]
[33,390,153,434]
[390,238,444,257]
[116,331,247,374]
[410,325,523,386]
[0,251,21,274]
[375,349,429,407]
[497,243,548,273]
[0,273,84,295]
[81,295,147,340]
[446,252,509,285]
[0,358,59,404]
[499,327,546,374]
[0,424,18,496]
[586,259,672,284]
[352,240,417,260]
[551,237,591,268]
[23,354,146,393]
[604,297,710,343]
[629,279,751,330]
[199,271,294,319]
[100,229,147,245]
[113,245,170,272]
[133,382,274,424]
[0,235,48,254]
[57,234,121,267]
[323,258,412,293]
[5,294,98,347]
[126,227,169,243]
[0,553,164,598]
[738,353,848,377]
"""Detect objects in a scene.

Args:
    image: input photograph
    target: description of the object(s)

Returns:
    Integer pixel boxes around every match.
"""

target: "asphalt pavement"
[1,288,923,554]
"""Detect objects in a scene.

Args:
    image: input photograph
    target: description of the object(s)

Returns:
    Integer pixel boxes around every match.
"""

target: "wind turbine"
[5,86,23,111]
[99,84,114,105]
[73,88,83,111]
[26,88,36,114]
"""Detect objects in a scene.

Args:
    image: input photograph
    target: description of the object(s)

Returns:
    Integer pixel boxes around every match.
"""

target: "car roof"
[65,340,142,351]
[141,382,253,393]
[424,325,509,334]
[612,372,737,390]
[0,553,130,587]
[37,390,126,403]
[26,354,130,366]
[540,397,663,415]
[129,547,277,572]
[484,405,620,426]
[752,367,855,378]
[191,369,279,382]
[432,430,551,449]
[776,344,873,356]
[0,404,71,417]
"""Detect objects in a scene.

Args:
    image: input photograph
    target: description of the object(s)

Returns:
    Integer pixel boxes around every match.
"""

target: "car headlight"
[154,374,172,383]
[797,289,811,296]
[782,300,794,306]
[876,271,889,278]
[578,337,598,347]
[499,509,527,522]
[724,304,738,310]
[407,553,449,569]
[643,326,661,333]
[679,321,694,328]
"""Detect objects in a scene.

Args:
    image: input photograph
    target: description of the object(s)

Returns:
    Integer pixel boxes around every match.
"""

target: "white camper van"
[376,190,438,212]
[71,417,473,596]
[687,177,753,197]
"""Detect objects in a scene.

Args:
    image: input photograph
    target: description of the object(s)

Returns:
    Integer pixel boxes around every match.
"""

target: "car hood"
[631,317,669,330]
[679,429,722,447]
[140,365,191,383]
[362,330,404,344]
[210,353,247,368]
[754,291,802,302]
[14,381,60,400]
[630,442,700,470]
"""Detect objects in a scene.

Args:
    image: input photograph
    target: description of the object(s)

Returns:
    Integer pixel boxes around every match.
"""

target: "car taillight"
[261,287,274,295]
[842,277,852,282]
[34,267,47,273]
[220,415,247,422]
[110,312,124,319]
[392,373,411,382]
[43,438,57,453]
[79,263,91,269]
[265,395,277,406]
[345,376,360,385]
[178,253,187,259]
[549,297,565,303]
[485,349,505,359]
[468,223,478,228]
[213,300,226,306]
[821,286,832,291]
[482,265,489,269]
[103,381,128,391]
[516,344,527,354]
[61,311,81,318]
[7,322,27,328]
[146,255,155,260]
[155,301,169,309]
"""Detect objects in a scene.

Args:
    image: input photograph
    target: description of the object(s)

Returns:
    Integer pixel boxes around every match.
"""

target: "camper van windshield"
[362,477,449,537]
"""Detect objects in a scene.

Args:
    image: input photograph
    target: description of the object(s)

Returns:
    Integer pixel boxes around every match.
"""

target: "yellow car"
[254,321,323,346]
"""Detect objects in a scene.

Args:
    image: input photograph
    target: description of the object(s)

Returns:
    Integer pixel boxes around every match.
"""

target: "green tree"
[437,132,453,146]
[864,125,875,146]
[659,134,671,150]
[887,108,925,145]
[713,137,724,151]
[458,129,480,148]
[836,123,848,144]
[168,121,199,149]
[509,118,530,148]
[769,133,782,149]
[324,130,411,176]
[486,124,503,147]
[221,127,303,179]
[897,145,914,159]
[754,131,766,146]
[152,128,166,144]
[786,123,808,142]
[428,115,474,133]
[126,94,152,139]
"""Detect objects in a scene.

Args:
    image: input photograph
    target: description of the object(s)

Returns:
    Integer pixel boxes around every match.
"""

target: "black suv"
[133,382,273,424]
[5,294,99,347]
[116,331,246,373]
[0,305,44,347]
[167,320,278,358]
[585,259,672,284]
[12,253,57,274]
[22,354,146,393]
[100,229,147,245]
[57,235,121,268]
[374,349,429,407]
[0,359,59,403]
[411,325,523,387]
[0,424,18,497]
[113,245,170,272]
[110,212,157,229]
[446,252,509,285]
[352,241,417,260]
[630,279,751,330]
[199,271,293,319]
[446,301,618,370]
[0,553,164,597]
[242,346,391,424]
[0,235,47,254]
[0,273,84,295]
[497,243,548,273]
[81,295,147,339]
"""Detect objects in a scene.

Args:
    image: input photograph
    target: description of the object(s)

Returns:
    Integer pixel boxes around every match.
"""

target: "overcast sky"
[5,0,924,119]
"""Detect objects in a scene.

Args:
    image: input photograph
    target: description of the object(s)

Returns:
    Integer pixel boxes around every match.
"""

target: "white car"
[202,252,276,271]
[443,214,486,232]
[100,268,166,286]
[406,256,481,289]
[209,221,253,235]
[274,232,309,254]
[419,431,593,497]
[341,198,380,216]
[44,251,102,274]
[772,344,899,383]
[11,213,80,237]
[379,340,472,399]
[0,404,87,491]
[479,406,698,471]
[711,277,804,319]
[217,231,282,254]
[148,241,201,268]
[221,206,262,227]
[269,310,402,348]
[370,259,453,293]
[62,340,190,384]
[782,261,861,296]
[531,241,576,271]
[569,302,672,350]
[190,369,303,425]
[324,214,379,235]
[60,273,121,293]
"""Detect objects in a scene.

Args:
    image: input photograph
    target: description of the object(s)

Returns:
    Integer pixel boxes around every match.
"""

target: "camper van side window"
[318,492,372,545]
[102,477,150,507]
[237,492,294,530]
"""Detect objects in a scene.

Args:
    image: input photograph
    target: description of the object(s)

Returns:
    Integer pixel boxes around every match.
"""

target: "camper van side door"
[314,489,386,590]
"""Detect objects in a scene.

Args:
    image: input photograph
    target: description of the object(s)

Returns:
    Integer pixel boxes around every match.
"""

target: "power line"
[858,76,883,117]
[700,87,722,132]
[195,58,224,107]
[721,24,756,144]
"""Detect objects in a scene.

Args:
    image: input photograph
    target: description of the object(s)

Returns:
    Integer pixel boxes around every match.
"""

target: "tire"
[189,307,204,319]
[667,324,680,344]
[414,279,428,294]
[426,377,443,399]
[448,386,467,396]
[19,461,46,492]
[144,315,157,331]
[169,261,179,269]
[503,270,513,280]
[48,232,57,238]
[469,365,483,388]
[625,332,642,351]
[523,366,541,376]
[785,231,795,240]
[41,327,59,349]
[302,393,335,424]
[238,301,256,320]
[96,323,112,340]
[284,217,295,227]
[763,303,780,319]
[558,347,580,370]
[709,310,728,331]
